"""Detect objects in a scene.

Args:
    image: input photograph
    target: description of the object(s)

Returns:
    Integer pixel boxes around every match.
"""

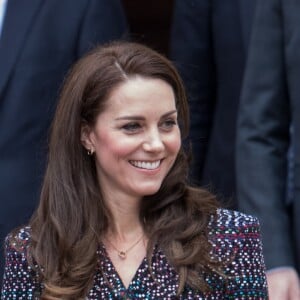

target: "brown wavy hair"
[29,41,221,299]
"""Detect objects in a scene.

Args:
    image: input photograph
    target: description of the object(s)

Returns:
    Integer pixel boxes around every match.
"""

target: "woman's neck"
[104,194,144,241]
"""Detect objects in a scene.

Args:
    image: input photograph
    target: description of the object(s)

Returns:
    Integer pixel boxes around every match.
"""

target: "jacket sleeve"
[211,211,269,298]
[1,232,42,299]
[170,0,215,181]
[77,0,128,57]
[228,215,268,298]
[236,0,294,269]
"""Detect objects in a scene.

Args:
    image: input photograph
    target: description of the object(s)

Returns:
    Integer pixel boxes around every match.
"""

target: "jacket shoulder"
[208,208,263,268]
[207,209,268,297]
[211,208,260,231]
[2,227,42,299]
[5,226,32,253]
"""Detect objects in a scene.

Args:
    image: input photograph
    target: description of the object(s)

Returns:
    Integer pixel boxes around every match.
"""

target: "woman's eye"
[161,119,177,130]
[122,122,141,133]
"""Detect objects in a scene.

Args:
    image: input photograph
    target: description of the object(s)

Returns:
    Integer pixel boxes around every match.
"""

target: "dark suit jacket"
[170,0,256,206]
[237,0,300,272]
[0,0,127,273]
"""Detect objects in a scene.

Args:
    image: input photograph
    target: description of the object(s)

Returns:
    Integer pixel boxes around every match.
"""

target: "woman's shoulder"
[207,208,262,245]
[5,226,32,254]
[206,210,268,297]
[209,208,260,231]
[2,226,42,299]
[215,208,259,227]
[207,208,263,255]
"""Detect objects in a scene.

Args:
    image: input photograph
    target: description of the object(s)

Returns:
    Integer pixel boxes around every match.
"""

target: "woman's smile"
[129,160,162,170]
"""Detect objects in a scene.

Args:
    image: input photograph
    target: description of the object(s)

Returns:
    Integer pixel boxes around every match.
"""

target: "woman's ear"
[81,124,94,152]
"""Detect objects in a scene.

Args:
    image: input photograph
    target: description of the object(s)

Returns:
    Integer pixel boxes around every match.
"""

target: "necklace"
[105,234,144,259]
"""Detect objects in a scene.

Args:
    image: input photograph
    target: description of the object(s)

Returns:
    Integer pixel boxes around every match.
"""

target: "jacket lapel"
[0,0,43,97]
[238,0,257,52]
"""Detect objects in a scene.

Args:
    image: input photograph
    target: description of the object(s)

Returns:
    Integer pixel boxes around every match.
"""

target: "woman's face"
[81,76,181,201]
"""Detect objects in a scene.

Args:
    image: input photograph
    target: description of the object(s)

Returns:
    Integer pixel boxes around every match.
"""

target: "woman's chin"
[135,184,162,197]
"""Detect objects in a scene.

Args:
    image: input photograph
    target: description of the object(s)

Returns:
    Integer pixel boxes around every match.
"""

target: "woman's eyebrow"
[115,110,177,121]
[115,115,145,121]
[161,110,178,118]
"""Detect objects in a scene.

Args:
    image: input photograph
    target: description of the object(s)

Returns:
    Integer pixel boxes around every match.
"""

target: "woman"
[1,42,268,299]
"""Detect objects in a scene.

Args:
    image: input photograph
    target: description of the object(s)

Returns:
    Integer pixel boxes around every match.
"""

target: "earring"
[87,149,94,156]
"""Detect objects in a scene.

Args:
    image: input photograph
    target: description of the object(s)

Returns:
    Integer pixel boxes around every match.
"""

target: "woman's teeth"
[130,160,161,170]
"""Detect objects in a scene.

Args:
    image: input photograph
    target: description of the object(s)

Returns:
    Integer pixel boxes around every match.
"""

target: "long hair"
[29,41,220,299]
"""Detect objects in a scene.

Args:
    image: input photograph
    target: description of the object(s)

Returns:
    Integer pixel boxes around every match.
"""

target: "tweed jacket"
[1,209,268,299]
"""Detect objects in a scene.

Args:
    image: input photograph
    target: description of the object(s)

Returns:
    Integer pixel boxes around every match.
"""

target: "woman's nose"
[142,130,164,152]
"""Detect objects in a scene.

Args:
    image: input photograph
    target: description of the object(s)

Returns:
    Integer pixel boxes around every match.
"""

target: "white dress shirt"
[0,0,8,37]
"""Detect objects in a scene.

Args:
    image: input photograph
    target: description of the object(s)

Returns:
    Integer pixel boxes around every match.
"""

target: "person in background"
[236,0,300,298]
[170,0,256,207]
[1,41,268,299]
[0,0,127,275]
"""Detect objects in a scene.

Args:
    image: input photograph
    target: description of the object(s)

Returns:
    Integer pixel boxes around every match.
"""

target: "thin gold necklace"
[105,234,144,259]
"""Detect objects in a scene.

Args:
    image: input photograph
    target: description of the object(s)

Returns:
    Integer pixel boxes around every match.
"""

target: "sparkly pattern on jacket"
[1,209,268,299]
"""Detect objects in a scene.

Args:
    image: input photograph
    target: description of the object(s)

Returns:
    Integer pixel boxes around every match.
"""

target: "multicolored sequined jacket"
[1,209,268,299]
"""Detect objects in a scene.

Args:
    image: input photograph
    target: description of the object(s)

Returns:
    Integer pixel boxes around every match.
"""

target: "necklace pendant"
[118,251,126,259]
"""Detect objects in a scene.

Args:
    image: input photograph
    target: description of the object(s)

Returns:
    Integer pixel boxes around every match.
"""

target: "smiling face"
[81,76,181,202]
